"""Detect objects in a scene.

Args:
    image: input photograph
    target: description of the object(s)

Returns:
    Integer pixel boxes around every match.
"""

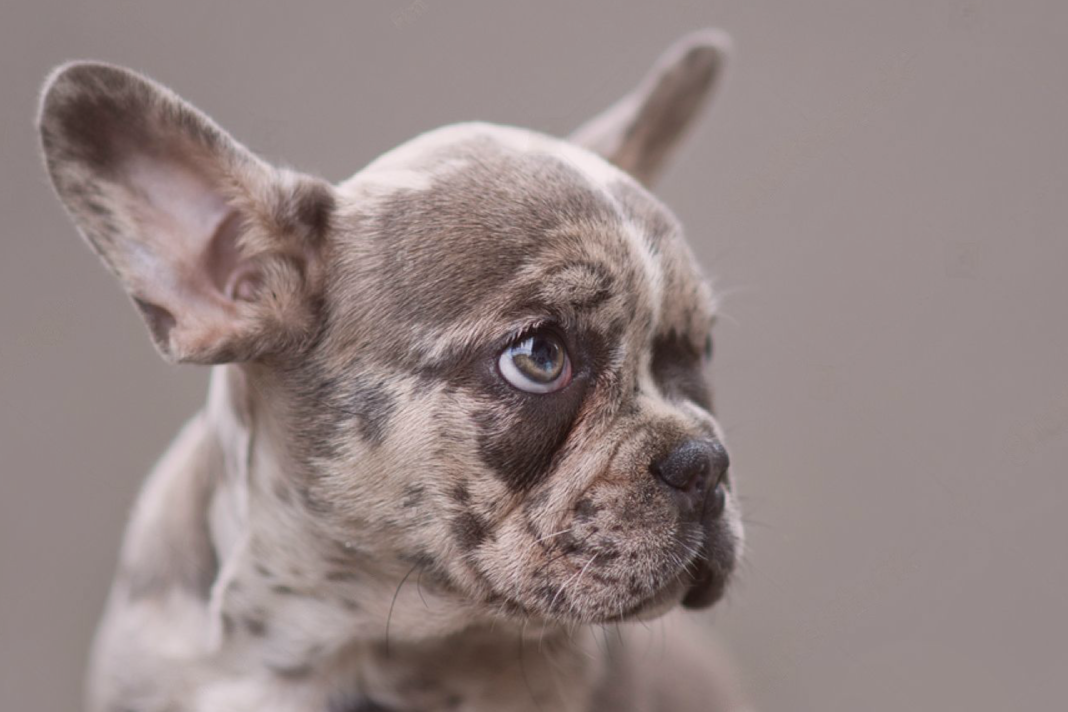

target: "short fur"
[39,29,749,712]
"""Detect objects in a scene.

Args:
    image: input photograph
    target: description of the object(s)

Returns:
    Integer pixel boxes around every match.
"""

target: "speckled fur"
[39,29,749,712]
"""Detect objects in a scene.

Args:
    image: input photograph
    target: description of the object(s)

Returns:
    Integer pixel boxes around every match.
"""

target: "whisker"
[549,554,599,613]
[384,562,419,656]
[534,527,574,545]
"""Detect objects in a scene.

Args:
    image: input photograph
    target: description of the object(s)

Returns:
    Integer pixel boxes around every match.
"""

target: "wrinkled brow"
[414,262,625,364]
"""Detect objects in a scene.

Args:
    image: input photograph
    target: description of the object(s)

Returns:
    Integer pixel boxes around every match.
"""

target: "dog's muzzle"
[650,438,736,609]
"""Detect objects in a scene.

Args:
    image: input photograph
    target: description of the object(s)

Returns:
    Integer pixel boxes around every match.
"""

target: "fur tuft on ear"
[570,29,731,187]
[38,62,335,364]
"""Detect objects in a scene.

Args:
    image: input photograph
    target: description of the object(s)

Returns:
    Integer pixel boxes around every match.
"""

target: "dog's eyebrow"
[535,261,616,313]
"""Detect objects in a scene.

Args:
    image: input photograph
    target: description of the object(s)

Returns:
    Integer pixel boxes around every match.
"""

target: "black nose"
[650,439,729,508]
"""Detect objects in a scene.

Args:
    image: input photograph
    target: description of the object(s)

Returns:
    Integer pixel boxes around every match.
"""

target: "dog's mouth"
[681,493,739,610]
[476,511,738,625]
[619,528,737,621]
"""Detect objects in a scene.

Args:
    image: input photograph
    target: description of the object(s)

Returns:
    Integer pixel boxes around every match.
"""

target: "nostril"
[708,441,730,487]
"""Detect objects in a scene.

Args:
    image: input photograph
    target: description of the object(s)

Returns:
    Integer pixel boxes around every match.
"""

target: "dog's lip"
[680,556,730,609]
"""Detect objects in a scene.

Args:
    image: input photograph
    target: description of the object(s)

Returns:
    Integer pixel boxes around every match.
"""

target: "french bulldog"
[38,28,748,712]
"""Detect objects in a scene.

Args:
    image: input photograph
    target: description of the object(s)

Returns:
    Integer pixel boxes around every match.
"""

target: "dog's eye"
[498,330,572,394]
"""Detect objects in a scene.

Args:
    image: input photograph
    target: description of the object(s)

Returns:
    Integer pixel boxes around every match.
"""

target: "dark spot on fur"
[350,376,396,446]
[244,617,266,637]
[594,542,620,562]
[557,531,584,555]
[450,482,471,505]
[574,498,600,520]
[525,487,551,514]
[272,584,297,595]
[452,512,491,550]
[651,329,712,410]
[401,483,425,508]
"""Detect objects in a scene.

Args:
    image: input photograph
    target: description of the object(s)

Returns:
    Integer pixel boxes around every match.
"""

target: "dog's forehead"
[340,122,625,199]
[324,123,710,359]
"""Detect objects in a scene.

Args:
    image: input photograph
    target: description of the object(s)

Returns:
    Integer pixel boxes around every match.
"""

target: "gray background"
[2,1,1065,710]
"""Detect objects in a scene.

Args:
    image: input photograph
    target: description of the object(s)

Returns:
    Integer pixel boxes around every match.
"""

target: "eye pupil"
[513,335,563,382]
[498,330,572,394]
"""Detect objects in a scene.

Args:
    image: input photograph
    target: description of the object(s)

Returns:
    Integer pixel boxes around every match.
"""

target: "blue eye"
[498,331,572,394]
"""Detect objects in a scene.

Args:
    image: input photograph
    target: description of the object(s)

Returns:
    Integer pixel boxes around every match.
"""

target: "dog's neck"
[192,365,602,709]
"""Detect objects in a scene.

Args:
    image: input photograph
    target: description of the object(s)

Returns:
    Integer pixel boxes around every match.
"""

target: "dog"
[38,29,747,712]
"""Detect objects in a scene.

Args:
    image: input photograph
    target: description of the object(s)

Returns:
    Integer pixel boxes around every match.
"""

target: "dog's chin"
[615,556,734,623]
[510,537,736,626]
[562,562,732,625]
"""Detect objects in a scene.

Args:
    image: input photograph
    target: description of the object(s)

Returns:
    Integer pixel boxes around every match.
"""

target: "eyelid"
[502,317,562,348]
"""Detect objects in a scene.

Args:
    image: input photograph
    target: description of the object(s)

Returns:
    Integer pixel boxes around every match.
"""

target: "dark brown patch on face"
[651,329,712,410]
[467,314,624,493]
[352,140,619,333]
[472,378,587,492]
[288,362,398,461]
[451,512,491,551]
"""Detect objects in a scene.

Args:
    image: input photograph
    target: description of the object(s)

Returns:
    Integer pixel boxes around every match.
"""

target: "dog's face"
[39,32,741,626]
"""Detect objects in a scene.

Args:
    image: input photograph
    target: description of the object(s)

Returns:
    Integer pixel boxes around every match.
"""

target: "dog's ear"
[38,62,335,364]
[570,29,730,187]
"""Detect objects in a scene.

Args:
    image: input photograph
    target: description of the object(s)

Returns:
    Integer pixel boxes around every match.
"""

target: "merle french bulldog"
[38,29,749,712]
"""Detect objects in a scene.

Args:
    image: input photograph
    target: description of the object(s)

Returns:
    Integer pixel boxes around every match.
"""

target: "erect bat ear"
[569,29,731,187]
[38,62,335,364]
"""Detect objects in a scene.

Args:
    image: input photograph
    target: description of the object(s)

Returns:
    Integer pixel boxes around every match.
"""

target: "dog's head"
[39,31,741,626]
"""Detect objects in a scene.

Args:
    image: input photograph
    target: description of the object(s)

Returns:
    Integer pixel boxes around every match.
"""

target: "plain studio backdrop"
[2,1,1065,710]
